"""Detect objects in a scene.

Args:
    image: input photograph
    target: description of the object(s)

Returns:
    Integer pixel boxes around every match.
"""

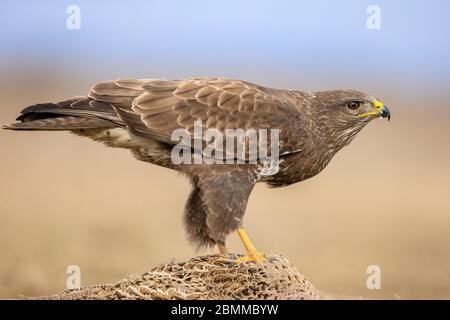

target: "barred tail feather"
[3,97,121,131]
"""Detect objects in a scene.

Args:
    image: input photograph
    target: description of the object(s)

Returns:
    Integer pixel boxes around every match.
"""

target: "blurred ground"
[0,76,449,299]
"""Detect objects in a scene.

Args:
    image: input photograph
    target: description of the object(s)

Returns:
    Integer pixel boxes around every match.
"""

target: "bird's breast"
[262,146,337,187]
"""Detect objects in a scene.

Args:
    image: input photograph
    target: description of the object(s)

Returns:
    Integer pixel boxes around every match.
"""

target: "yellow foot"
[235,228,265,263]
[235,251,266,263]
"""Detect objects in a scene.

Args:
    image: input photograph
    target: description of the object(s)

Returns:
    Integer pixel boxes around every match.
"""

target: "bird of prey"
[3,78,390,262]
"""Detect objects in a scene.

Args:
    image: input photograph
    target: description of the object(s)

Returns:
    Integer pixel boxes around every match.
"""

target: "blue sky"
[1,0,449,94]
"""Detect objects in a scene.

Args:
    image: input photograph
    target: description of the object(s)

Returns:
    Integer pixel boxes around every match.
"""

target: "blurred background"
[0,0,449,299]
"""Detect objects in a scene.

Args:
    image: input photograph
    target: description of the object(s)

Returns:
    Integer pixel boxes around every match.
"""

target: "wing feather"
[85,77,304,159]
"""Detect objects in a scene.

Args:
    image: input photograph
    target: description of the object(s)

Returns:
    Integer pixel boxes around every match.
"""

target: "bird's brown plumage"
[3,77,390,248]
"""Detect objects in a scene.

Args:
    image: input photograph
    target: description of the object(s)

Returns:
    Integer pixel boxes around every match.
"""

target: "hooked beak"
[358,98,391,121]
[379,104,391,121]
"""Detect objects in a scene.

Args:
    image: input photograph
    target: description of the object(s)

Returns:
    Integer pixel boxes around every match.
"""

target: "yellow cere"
[358,98,384,118]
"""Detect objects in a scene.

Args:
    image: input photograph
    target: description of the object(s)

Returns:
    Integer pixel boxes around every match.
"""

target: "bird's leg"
[216,241,228,254]
[235,228,265,263]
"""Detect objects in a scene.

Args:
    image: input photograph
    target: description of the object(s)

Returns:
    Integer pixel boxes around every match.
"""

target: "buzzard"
[3,78,390,262]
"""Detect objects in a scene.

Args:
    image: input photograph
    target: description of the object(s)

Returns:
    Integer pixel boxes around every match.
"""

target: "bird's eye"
[347,100,363,110]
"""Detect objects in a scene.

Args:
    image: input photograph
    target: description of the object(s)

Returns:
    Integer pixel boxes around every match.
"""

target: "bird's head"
[310,89,391,148]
